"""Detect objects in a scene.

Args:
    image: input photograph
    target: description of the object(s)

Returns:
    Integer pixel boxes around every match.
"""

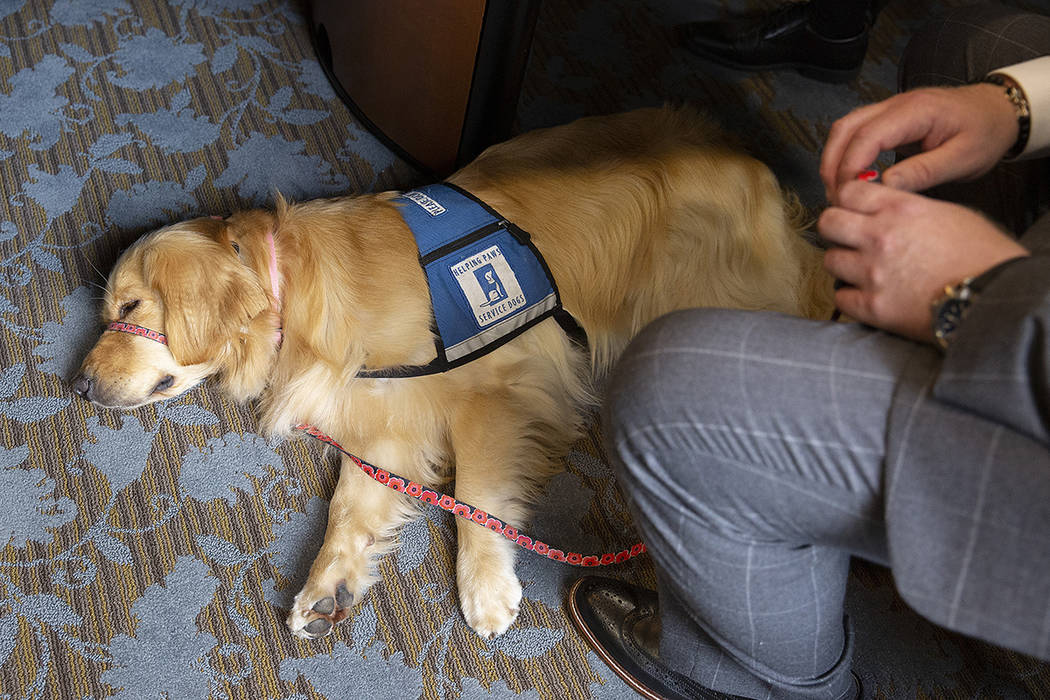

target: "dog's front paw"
[287,580,358,639]
[286,539,377,639]
[458,568,522,640]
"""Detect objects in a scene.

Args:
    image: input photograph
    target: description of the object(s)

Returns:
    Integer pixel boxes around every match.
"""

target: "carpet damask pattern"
[1,1,1048,698]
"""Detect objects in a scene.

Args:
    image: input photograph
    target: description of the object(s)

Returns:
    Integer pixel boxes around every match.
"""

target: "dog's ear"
[183,216,242,253]
[143,234,270,366]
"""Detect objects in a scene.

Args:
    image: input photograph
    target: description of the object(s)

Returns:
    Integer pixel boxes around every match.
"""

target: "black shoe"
[676,3,869,84]
[567,576,748,700]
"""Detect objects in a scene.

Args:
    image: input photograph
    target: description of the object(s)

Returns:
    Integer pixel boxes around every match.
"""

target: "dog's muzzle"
[72,321,170,402]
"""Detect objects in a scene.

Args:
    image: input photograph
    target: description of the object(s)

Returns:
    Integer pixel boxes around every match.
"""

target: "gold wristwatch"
[982,73,1031,159]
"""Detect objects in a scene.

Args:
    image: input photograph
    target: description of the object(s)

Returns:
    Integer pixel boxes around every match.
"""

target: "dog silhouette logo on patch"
[475,264,508,306]
[450,245,526,328]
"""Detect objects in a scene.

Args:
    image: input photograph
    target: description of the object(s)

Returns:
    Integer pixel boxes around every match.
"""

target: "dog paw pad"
[304,618,332,636]
[312,597,335,615]
[288,578,362,639]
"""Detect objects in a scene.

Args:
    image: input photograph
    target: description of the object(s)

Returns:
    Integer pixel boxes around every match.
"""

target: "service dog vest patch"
[358,183,583,378]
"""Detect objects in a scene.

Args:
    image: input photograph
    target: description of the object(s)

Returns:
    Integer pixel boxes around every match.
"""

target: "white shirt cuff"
[990,55,1050,159]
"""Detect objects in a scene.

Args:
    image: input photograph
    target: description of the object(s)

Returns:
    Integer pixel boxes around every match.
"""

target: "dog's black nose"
[72,373,92,400]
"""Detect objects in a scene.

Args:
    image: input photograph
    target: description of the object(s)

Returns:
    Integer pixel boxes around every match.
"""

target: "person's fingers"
[822,245,868,287]
[832,113,938,196]
[833,179,906,215]
[820,102,888,198]
[832,284,873,325]
[880,140,969,192]
[817,206,871,249]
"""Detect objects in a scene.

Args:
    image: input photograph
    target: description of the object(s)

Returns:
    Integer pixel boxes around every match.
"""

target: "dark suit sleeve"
[931,252,1050,446]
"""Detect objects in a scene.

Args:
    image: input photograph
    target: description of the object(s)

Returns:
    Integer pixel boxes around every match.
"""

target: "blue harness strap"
[358,183,584,378]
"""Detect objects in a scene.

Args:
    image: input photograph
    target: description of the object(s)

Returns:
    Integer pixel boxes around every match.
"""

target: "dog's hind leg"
[286,444,421,639]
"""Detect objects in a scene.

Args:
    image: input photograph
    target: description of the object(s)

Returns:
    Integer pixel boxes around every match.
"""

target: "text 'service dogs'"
[74,106,835,640]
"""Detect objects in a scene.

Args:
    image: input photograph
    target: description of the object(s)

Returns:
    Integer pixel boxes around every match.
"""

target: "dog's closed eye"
[153,375,174,393]
[119,300,140,318]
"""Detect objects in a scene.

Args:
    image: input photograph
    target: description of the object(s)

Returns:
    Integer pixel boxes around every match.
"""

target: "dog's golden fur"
[76,106,833,639]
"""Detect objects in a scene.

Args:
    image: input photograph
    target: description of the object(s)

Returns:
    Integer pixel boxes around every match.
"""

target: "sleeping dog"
[74,106,834,639]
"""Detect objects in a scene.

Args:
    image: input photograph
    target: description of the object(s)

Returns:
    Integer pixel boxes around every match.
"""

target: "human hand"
[818,181,1029,343]
[820,83,1019,203]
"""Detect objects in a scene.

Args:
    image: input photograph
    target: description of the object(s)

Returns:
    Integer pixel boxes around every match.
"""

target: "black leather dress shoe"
[676,3,869,83]
[567,576,748,700]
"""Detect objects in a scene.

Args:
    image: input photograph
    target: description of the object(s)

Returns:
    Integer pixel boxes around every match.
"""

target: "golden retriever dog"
[74,106,834,640]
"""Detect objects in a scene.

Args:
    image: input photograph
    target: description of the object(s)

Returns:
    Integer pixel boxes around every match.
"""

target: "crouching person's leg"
[571,308,928,699]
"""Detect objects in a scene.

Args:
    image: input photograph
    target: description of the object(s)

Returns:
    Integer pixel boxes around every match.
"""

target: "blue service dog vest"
[358,183,583,378]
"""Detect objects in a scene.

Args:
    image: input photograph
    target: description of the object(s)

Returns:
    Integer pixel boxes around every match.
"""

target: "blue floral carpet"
[0,0,1048,698]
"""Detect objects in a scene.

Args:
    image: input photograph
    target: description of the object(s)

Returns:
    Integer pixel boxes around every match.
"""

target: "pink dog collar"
[266,230,280,305]
[265,230,283,347]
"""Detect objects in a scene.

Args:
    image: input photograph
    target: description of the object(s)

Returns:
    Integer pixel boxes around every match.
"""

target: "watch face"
[940,299,966,330]
[932,277,978,349]
[935,297,969,346]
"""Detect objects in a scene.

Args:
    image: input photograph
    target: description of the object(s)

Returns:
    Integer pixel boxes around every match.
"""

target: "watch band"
[982,74,1032,159]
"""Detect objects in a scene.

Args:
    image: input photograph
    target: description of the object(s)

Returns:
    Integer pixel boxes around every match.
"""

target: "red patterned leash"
[295,423,647,567]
